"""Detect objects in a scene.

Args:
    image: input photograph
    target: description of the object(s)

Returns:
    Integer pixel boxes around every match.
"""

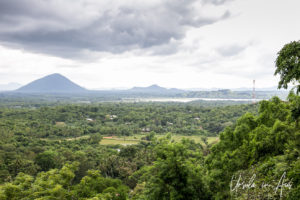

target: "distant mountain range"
[16,73,87,93]
[1,73,288,95]
[13,74,185,94]
[128,84,184,94]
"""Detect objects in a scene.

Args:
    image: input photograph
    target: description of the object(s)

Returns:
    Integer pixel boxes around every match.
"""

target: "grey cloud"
[0,0,232,59]
[203,0,233,5]
[217,44,247,57]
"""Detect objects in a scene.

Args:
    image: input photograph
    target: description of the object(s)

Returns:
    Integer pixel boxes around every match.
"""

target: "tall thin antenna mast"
[252,80,256,103]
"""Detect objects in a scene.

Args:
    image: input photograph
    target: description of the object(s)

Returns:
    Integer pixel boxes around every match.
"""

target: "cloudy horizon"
[0,0,299,90]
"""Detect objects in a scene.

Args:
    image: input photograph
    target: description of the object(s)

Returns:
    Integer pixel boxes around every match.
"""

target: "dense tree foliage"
[0,95,299,199]
[275,40,300,94]
[206,94,300,199]
[131,136,211,200]
[0,162,129,199]
[2,75,300,200]
[0,102,257,139]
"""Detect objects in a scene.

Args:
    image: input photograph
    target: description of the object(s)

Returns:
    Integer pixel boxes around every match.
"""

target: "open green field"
[41,134,219,146]
[100,137,140,145]
[100,135,219,146]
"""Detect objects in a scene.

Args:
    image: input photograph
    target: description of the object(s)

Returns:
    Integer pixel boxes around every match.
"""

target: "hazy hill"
[128,84,184,93]
[16,73,87,93]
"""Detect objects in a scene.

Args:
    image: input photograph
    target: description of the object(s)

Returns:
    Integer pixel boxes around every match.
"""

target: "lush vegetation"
[206,93,300,199]
[0,102,258,139]
[275,40,300,94]
[0,96,299,199]
[0,42,299,199]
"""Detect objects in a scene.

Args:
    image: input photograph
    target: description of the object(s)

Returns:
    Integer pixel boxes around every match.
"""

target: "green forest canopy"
[0,41,299,199]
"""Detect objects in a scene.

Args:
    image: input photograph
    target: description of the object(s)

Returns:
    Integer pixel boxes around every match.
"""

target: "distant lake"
[121,98,265,103]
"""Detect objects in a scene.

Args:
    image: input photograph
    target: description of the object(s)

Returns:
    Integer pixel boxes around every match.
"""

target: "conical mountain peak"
[16,73,86,93]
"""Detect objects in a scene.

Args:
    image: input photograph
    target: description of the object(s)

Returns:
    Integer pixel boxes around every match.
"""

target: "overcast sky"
[0,0,299,89]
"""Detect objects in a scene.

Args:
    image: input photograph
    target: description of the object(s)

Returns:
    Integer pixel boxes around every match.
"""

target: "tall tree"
[138,137,211,200]
[275,40,300,93]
